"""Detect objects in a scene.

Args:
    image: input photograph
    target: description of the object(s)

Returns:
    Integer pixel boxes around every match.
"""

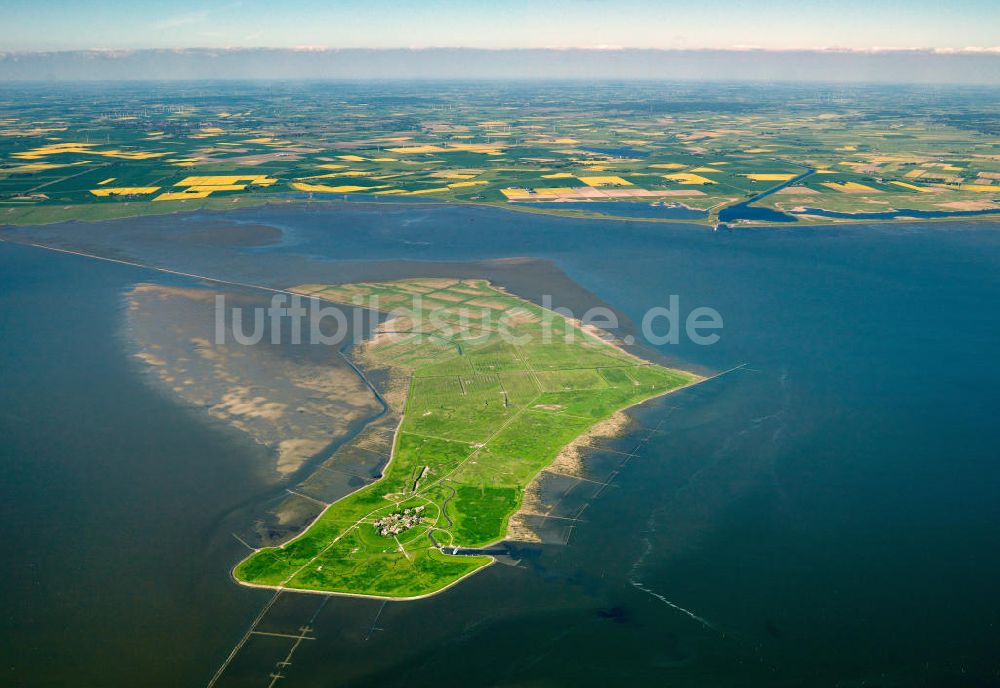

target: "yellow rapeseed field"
[12,142,166,160]
[448,143,504,155]
[8,162,75,172]
[823,182,878,192]
[576,175,631,186]
[177,175,276,186]
[90,187,160,197]
[387,145,446,154]
[741,173,796,181]
[501,188,532,199]
[959,184,1000,192]
[290,182,387,193]
[889,181,932,192]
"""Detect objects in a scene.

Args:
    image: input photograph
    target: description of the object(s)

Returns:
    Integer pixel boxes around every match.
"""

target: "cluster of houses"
[374,506,425,537]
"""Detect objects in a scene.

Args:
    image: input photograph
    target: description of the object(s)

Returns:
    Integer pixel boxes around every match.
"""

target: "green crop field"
[233,278,698,598]
[3,82,999,228]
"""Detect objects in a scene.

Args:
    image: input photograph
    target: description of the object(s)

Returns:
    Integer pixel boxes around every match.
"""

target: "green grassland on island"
[233,278,699,598]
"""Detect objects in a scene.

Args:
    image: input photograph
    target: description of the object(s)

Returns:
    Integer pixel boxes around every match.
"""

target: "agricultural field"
[1,82,999,226]
[234,278,698,598]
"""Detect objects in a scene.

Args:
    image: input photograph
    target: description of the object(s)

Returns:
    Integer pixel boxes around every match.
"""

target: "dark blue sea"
[2,205,999,686]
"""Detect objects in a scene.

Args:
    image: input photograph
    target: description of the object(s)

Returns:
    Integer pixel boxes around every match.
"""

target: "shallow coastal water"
[2,206,999,686]
[795,206,1000,221]
[513,200,707,219]
[0,243,274,686]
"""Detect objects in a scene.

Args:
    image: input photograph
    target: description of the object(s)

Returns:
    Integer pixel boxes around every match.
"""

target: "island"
[233,278,700,598]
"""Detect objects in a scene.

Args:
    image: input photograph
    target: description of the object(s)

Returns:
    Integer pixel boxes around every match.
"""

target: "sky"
[2,0,999,53]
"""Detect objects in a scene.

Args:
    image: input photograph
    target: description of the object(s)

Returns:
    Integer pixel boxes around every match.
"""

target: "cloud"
[153,10,209,31]
[3,46,1000,85]
[933,46,1000,54]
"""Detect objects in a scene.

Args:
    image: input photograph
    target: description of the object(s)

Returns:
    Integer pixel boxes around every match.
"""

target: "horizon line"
[4,46,1000,57]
